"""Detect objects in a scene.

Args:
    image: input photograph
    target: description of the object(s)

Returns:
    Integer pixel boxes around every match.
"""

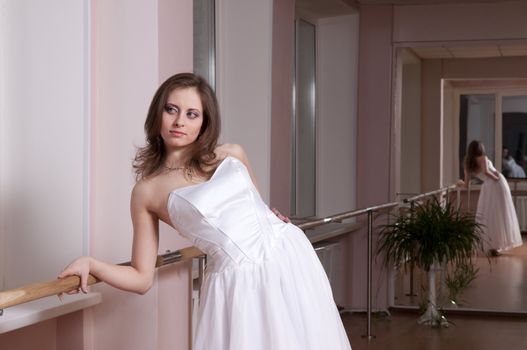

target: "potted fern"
[378,197,484,326]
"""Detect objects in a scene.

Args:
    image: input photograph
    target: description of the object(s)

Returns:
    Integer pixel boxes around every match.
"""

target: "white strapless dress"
[167,156,351,350]
[475,157,523,252]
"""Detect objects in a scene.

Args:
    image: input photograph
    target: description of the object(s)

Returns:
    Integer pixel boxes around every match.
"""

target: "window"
[193,0,215,88]
[292,18,316,217]
[455,85,527,179]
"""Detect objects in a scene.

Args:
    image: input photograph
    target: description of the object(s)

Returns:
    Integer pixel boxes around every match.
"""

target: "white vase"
[418,262,449,327]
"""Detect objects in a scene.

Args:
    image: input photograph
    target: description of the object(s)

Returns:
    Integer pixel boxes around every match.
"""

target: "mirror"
[394,46,527,313]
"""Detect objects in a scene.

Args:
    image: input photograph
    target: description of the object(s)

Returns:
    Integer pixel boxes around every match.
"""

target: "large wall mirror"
[393,45,527,314]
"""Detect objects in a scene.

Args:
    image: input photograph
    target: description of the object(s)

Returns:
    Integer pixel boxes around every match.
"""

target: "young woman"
[459,140,523,256]
[59,73,352,349]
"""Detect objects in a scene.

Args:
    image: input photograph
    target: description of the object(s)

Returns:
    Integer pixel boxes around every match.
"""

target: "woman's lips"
[170,130,186,136]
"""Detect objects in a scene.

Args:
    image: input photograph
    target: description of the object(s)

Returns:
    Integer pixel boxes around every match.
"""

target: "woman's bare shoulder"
[131,176,160,206]
[215,143,247,161]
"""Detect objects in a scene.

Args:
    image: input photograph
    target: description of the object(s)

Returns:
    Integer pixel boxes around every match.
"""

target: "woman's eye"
[164,105,178,114]
[187,111,200,119]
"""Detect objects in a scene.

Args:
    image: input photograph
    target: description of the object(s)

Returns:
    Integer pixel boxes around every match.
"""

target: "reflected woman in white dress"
[59,73,351,349]
[459,140,523,256]
[502,147,526,178]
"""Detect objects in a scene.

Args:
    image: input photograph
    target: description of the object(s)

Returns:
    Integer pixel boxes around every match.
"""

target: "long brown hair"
[133,73,221,180]
[464,140,485,174]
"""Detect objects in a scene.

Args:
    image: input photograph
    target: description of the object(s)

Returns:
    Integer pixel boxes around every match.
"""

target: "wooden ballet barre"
[0,211,359,312]
[0,184,461,313]
[0,246,204,310]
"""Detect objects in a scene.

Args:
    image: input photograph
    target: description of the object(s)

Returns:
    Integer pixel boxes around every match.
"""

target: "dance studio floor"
[341,236,527,349]
[342,311,527,350]
[394,235,527,312]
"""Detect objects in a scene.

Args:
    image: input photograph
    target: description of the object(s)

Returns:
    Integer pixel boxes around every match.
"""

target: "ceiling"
[296,0,527,59]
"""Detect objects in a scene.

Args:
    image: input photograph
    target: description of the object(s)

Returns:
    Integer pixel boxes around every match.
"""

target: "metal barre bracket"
[160,250,183,265]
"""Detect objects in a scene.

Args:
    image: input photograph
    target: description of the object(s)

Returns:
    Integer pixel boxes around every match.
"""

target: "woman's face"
[160,87,204,150]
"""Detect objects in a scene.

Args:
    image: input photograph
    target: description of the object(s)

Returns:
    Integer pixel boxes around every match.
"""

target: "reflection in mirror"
[395,59,527,314]
[502,95,527,178]
[458,94,495,179]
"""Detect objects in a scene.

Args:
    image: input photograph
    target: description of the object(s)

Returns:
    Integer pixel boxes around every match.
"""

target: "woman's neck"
[164,148,191,168]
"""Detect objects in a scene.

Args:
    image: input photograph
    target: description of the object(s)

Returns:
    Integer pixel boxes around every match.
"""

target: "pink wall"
[0,311,86,350]
[420,59,443,191]
[442,56,527,78]
[158,0,193,82]
[356,5,393,209]
[393,2,527,43]
[89,1,193,349]
[90,1,159,349]
[156,1,194,347]
[353,5,393,309]
[0,319,57,350]
[270,0,294,214]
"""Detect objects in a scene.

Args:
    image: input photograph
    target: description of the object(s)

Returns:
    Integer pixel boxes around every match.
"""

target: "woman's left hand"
[272,207,291,223]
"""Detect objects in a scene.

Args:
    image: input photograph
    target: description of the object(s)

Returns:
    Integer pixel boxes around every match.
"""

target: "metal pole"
[406,260,416,297]
[364,209,375,339]
[197,255,206,302]
[456,187,461,211]
[406,201,416,297]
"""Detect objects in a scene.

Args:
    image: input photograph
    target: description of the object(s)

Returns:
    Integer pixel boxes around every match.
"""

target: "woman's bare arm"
[58,182,159,295]
[458,168,470,188]
[480,156,499,181]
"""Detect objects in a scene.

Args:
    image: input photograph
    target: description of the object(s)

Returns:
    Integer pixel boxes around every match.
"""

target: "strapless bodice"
[168,157,352,349]
[167,156,288,272]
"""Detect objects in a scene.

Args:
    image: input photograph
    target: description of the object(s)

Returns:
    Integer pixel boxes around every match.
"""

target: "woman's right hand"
[272,207,291,223]
[58,256,92,295]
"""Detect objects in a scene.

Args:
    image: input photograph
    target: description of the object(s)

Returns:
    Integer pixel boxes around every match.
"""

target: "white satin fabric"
[475,157,523,252]
[168,156,351,350]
